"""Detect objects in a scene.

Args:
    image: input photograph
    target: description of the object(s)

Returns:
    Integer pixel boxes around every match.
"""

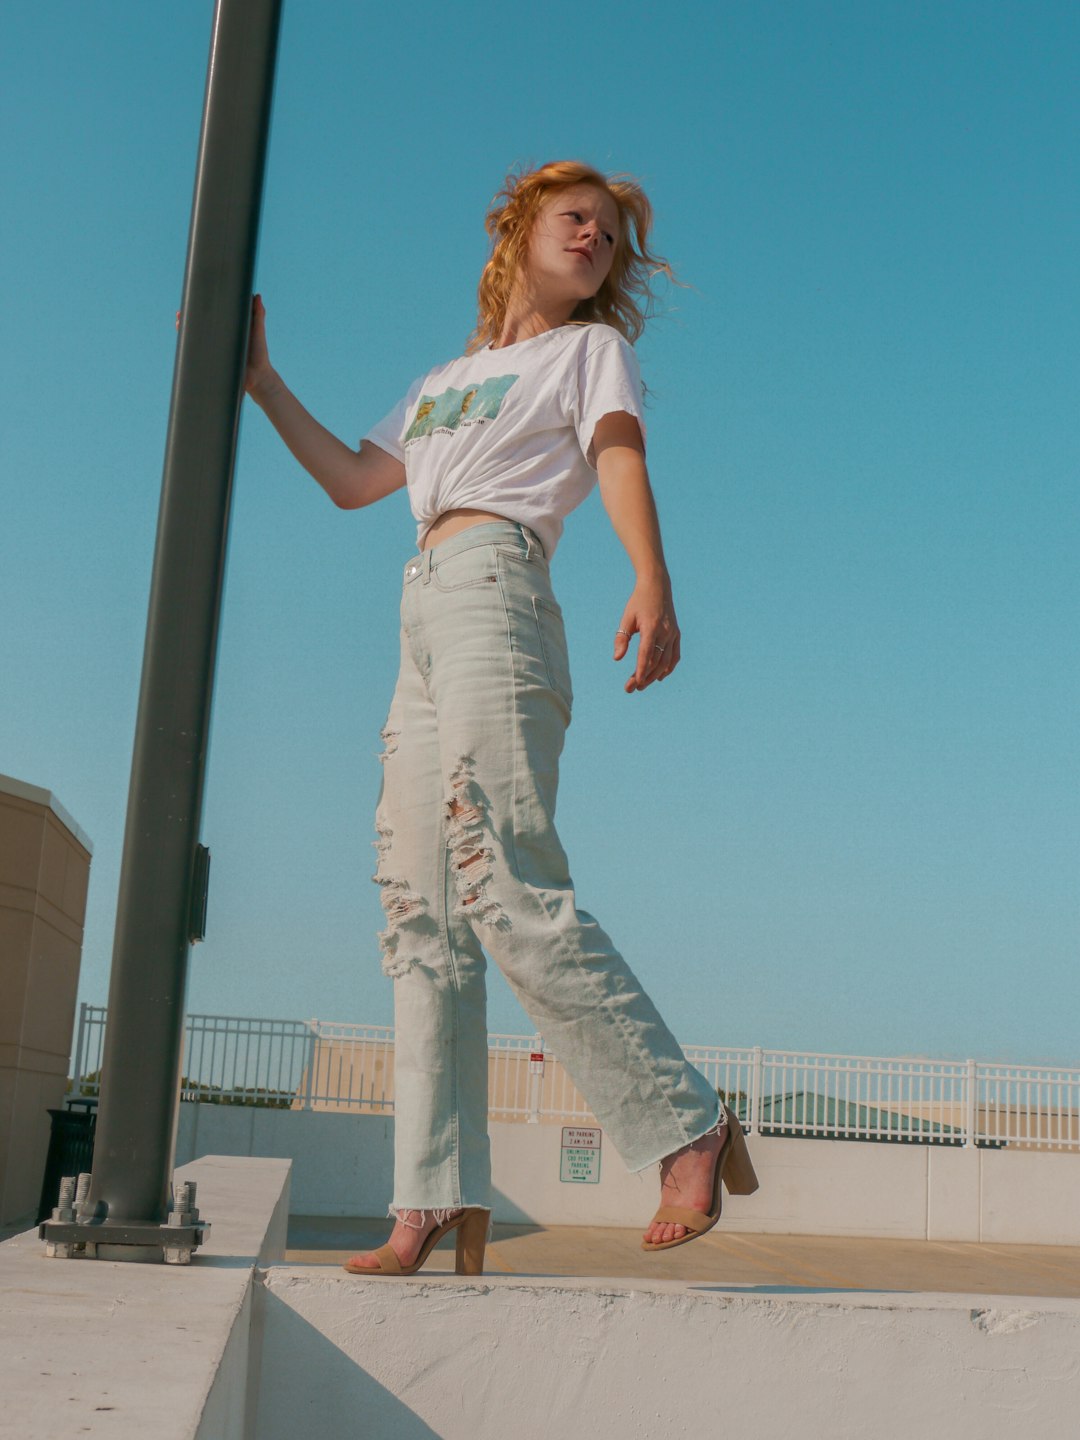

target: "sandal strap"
[372,1243,403,1274]
[648,1206,713,1233]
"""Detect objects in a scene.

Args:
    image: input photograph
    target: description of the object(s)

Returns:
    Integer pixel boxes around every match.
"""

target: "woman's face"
[525,184,621,306]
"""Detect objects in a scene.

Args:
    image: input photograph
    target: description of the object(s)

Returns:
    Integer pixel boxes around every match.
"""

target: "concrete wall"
[255,1270,1080,1440]
[0,1154,291,1440]
[177,1103,396,1220]
[176,1102,1080,1246]
[0,773,92,1225]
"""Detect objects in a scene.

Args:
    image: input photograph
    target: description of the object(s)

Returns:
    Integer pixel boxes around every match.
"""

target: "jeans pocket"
[430,545,500,592]
[533,596,574,710]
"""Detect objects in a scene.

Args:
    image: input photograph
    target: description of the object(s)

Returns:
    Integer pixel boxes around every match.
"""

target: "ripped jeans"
[374,521,724,1210]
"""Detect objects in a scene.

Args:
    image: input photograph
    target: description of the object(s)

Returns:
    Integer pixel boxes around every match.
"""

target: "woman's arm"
[594,411,681,694]
[246,295,406,509]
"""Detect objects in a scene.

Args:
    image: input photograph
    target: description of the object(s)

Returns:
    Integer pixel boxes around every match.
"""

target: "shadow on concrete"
[484,1184,548,1226]
[691,1284,914,1296]
[482,1220,550,1239]
[194,1253,264,1270]
[0,1223,35,1245]
[254,1286,442,1439]
[286,1214,553,1250]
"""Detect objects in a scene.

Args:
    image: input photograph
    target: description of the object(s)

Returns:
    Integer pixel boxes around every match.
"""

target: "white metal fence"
[70,1004,1080,1151]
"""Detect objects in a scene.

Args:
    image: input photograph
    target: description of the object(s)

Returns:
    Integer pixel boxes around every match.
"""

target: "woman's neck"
[493,289,577,350]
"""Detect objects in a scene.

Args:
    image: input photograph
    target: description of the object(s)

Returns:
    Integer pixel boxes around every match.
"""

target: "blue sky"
[2,1,1077,1066]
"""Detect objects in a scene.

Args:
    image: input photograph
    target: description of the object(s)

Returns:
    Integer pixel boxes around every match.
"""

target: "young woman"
[246,160,758,1276]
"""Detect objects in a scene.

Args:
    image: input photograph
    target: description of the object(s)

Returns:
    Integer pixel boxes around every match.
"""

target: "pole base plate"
[39,1219,207,1262]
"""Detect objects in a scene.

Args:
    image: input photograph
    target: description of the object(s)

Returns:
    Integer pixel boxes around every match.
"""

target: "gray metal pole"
[41,0,283,1262]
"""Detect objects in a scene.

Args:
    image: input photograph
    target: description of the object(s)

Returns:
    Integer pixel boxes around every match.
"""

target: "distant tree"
[66,1071,293,1109]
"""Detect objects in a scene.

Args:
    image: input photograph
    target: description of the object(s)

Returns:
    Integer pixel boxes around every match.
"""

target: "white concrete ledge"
[0,1155,290,1440]
[256,1268,1080,1440]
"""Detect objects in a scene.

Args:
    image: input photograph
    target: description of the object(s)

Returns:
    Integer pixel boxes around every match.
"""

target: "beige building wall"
[0,773,92,1225]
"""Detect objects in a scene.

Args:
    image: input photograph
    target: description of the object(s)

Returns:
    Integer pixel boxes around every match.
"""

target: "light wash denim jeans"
[373,520,724,1210]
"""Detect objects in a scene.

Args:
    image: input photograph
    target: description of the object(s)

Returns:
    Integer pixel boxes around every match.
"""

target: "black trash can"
[37,1099,97,1223]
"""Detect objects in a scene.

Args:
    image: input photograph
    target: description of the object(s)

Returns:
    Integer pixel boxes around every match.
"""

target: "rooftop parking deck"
[287,1214,1080,1298]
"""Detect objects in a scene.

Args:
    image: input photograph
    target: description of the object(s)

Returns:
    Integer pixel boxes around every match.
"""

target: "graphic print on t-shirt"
[404,374,518,444]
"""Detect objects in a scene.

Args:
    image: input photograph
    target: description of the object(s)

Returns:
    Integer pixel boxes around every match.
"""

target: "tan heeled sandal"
[343,1206,491,1277]
[641,1109,759,1252]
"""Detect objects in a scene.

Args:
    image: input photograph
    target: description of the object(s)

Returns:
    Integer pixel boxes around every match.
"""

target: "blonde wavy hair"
[467,160,675,353]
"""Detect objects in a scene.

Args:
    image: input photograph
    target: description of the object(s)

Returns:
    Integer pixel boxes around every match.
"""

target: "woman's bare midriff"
[421,508,512,550]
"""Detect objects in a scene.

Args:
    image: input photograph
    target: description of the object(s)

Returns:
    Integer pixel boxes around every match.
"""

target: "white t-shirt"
[364,322,646,558]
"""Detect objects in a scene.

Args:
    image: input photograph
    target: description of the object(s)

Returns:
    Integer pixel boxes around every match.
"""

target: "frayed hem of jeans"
[388,1203,491,1231]
[697,1103,731,1140]
[622,1105,731,1175]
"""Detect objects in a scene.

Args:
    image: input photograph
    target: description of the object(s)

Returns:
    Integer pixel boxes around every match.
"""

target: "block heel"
[721,1111,760,1196]
[455,1206,490,1275]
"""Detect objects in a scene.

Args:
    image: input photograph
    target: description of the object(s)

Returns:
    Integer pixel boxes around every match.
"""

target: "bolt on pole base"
[39,1175,208,1265]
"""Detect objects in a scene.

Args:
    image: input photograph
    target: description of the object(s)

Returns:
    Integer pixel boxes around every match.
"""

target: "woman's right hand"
[245,293,275,398]
[174,294,276,400]
[192,292,407,509]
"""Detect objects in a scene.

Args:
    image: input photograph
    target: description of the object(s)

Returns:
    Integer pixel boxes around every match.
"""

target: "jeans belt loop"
[422,547,433,584]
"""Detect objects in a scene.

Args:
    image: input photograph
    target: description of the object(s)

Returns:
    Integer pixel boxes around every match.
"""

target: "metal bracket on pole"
[189,845,212,944]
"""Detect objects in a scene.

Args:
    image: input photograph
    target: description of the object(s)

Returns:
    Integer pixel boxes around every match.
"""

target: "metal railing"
[70,1004,1080,1150]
